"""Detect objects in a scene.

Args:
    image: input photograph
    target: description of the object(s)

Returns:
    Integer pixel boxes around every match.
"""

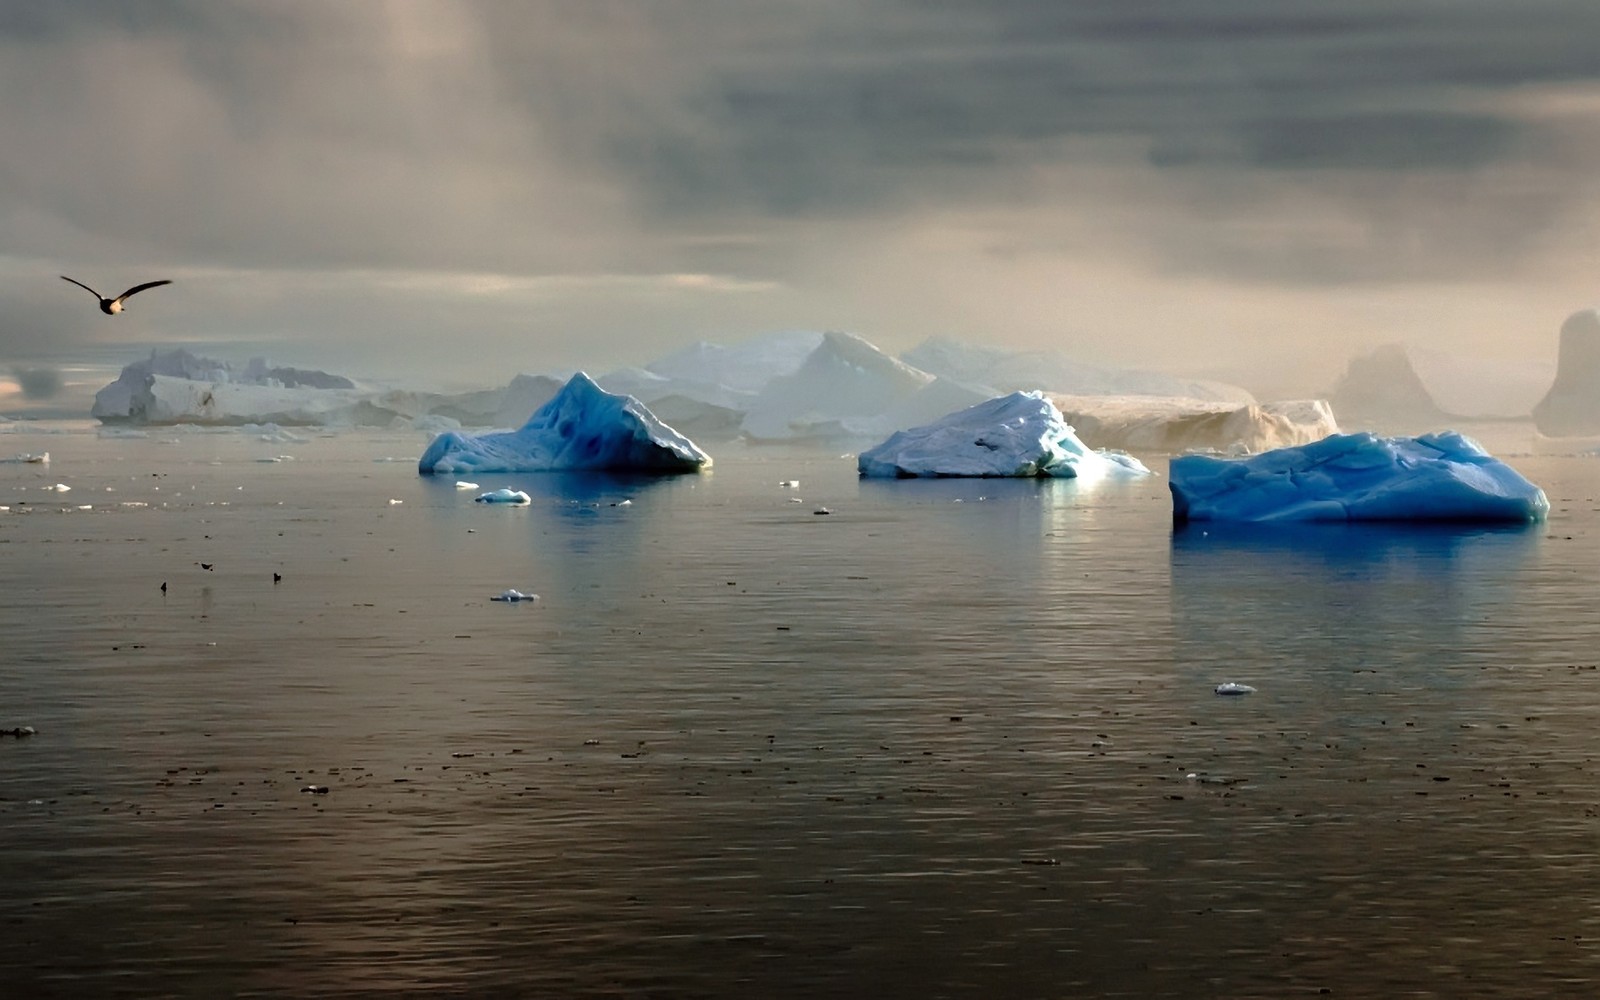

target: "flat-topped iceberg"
[92,349,369,425]
[418,372,711,475]
[858,391,1151,479]
[1169,431,1548,524]
[1051,395,1338,454]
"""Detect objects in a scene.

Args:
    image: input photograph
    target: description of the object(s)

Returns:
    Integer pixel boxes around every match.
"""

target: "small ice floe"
[454,481,480,490]
[120,501,149,508]
[610,499,632,507]
[780,480,799,488]
[1214,682,1257,696]
[387,498,404,505]
[1186,772,1247,786]
[491,589,540,602]
[475,488,531,504]
[813,507,832,515]
[47,483,71,492]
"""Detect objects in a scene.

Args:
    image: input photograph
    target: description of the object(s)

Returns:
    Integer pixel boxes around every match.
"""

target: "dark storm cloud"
[4,1,1600,376]
[502,1,1600,219]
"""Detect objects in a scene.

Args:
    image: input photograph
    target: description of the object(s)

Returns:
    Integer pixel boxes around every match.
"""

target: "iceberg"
[902,336,1255,403]
[1169,431,1549,524]
[418,373,711,475]
[1051,394,1338,454]
[92,349,376,426]
[1533,308,1600,437]
[645,331,824,393]
[742,332,937,443]
[858,391,1151,479]
[475,489,531,504]
[1328,345,1451,430]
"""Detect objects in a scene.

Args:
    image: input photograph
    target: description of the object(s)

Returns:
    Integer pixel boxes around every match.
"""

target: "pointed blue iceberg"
[1169,431,1548,524]
[418,373,711,475]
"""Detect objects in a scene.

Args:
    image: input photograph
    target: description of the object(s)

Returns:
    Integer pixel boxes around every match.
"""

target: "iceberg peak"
[419,372,711,475]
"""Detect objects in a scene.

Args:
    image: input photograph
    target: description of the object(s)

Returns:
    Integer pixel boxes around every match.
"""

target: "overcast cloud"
[4,0,1600,390]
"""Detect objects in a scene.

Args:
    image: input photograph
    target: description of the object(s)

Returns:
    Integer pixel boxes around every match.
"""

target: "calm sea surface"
[3,423,1599,998]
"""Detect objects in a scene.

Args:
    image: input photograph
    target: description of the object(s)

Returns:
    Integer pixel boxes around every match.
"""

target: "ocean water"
[2,424,1599,998]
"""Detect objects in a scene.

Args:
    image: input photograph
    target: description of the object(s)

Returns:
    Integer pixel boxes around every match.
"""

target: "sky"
[5,0,1600,393]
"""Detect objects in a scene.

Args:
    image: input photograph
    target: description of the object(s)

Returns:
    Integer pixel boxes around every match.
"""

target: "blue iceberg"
[1169,431,1548,524]
[418,373,711,475]
[858,390,1150,479]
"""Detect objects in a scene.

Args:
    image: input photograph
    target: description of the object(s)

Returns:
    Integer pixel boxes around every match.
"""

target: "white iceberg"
[1051,394,1338,454]
[1169,431,1549,524]
[490,589,539,602]
[858,391,1152,479]
[418,373,711,475]
[475,488,531,504]
[90,349,388,426]
[741,332,932,442]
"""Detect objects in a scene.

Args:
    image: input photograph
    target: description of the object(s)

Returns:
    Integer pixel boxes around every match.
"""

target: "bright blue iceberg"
[418,373,711,475]
[1169,431,1548,524]
[858,390,1150,479]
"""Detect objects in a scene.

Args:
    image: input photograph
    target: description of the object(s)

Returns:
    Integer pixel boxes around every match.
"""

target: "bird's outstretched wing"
[116,280,173,302]
[61,275,103,299]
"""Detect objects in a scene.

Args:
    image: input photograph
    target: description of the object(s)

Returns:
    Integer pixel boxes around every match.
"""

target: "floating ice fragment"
[48,483,71,492]
[387,498,404,505]
[491,589,540,602]
[781,480,799,488]
[814,507,832,515]
[1214,682,1257,696]
[475,488,531,504]
[454,481,480,490]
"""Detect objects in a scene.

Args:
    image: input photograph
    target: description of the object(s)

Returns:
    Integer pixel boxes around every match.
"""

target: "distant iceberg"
[92,349,372,426]
[858,391,1151,479]
[645,330,824,393]
[1534,309,1600,437]
[902,336,1255,403]
[743,331,937,442]
[418,373,711,475]
[1052,395,1338,454]
[1169,431,1548,524]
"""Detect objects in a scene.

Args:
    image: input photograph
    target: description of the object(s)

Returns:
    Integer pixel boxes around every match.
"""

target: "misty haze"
[5,4,1600,998]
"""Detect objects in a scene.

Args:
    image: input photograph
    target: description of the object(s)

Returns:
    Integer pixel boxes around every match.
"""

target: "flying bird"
[61,276,172,315]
